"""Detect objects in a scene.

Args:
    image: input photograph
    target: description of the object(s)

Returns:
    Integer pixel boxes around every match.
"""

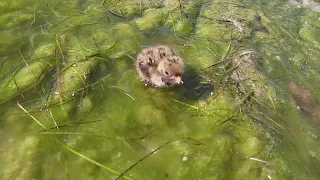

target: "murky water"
[0,0,320,179]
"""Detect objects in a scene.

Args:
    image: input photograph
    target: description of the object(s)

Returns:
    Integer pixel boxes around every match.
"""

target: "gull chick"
[136,45,184,87]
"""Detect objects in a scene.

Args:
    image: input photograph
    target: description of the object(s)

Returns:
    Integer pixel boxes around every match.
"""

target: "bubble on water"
[182,156,188,161]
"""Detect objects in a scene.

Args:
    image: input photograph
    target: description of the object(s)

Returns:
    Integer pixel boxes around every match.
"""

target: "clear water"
[0,0,320,179]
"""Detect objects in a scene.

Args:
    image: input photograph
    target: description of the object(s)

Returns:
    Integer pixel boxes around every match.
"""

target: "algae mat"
[0,0,320,179]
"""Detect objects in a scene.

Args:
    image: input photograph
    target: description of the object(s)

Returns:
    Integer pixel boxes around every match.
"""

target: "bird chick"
[136,45,184,87]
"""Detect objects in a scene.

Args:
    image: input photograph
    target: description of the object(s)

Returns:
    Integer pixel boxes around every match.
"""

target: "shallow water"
[0,0,320,179]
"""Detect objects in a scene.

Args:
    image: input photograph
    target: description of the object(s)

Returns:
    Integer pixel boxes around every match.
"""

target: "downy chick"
[136,45,184,87]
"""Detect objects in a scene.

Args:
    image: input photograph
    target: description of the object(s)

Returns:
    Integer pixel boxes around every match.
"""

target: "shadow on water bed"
[1,0,320,179]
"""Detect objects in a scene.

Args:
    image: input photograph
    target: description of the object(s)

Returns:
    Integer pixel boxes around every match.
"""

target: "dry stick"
[115,140,172,180]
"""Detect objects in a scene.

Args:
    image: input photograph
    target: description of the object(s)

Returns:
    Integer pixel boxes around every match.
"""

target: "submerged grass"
[17,102,48,130]
[18,101,133,179]
[47,107,59,130]
[170,98,219,117]
[56,139,134,180]
[115,141,172,180]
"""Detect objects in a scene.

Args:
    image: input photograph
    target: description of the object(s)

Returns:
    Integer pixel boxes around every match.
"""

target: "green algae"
[0,12,33,29]
[133,9,165,30]
[0,0,320,179]
[105,0,162,18]
[195,1,259,41]
[1,136,41,179]
[0,61,51,104]
[46,58,98,106]
[299,24,320,48]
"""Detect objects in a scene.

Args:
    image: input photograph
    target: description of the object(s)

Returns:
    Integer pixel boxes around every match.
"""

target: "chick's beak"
[175,76,183,84]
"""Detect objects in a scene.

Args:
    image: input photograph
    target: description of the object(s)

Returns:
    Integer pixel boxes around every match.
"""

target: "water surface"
[1,0,320,179]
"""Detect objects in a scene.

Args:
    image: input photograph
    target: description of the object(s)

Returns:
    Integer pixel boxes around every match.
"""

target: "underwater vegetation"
[0,0,320,179]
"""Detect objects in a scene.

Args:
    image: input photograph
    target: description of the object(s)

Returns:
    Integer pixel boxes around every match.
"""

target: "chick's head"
[157,55,184,85]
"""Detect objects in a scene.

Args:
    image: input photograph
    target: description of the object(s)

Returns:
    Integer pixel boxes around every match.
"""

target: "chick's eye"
[165,71,169,75]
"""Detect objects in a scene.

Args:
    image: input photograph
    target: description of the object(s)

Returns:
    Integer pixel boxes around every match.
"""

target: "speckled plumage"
[136,45,184,87]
